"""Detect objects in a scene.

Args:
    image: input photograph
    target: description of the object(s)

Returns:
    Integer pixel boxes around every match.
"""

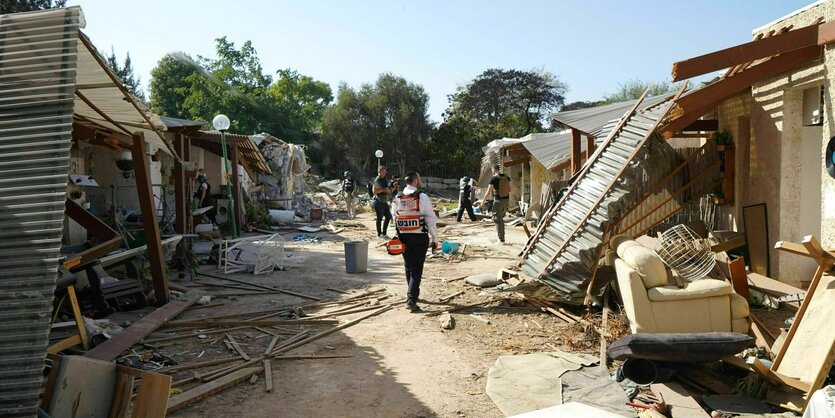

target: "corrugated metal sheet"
[520,132,604,170]
[551,94,674,138]
[0,7,82,417]
[197,131,272,175]
[522,95,680,301]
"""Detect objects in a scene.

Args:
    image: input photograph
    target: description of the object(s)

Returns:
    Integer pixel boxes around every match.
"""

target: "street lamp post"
[213,114,238,239]
[375,149,383,170]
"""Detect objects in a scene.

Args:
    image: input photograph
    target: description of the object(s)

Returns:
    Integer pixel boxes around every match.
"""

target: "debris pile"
[254,134,320,216]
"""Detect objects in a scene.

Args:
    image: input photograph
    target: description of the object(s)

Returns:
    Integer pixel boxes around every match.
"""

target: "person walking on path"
[341,171,358,219]
[391,172,438,311]
[372,165,394,238]
[481,164,511,243]
[456,175,477,222]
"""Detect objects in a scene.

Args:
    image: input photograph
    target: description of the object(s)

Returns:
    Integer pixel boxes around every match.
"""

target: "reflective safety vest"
[394,192,427,233]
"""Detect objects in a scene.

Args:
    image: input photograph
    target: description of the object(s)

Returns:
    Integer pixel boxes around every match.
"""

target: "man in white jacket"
[391,172,439,311]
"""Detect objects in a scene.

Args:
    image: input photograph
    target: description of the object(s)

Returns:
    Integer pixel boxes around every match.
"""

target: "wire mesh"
[654,224,715,281]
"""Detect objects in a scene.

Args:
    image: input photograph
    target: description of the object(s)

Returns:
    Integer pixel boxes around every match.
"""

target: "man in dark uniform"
[341,171,358,219]
[372,165,394,239]
[456,175,477,222]
[391,172,438,311]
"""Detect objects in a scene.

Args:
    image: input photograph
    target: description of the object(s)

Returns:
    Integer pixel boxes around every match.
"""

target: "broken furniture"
[611,236,749,333]
[42,355,171,418]
[218,234,285,275]
[759,235,835,412]
[48,277,90,353]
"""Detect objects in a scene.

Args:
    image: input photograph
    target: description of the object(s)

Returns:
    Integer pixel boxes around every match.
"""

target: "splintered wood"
[152,289,392,413]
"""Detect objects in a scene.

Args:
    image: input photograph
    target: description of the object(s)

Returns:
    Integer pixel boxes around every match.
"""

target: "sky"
[68,0,815,122]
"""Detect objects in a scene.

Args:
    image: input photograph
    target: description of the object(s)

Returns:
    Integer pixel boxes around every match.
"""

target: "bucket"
[310,208,323,220]
[441,241,460,255]
[344,240,368,274]
[269,209,295,224]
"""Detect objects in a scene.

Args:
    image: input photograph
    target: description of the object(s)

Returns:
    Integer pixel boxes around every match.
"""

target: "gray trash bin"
[344,240,368,273]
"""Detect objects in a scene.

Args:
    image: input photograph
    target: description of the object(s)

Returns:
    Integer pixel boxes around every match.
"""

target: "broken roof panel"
[0,7,82,416]
[74,31,176,156]
[550,94,674,138]
[191,130,272,177]
[519,132,604,171]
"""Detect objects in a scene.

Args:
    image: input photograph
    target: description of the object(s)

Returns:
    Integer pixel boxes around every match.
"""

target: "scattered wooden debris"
[264,360,273,393]
[167,367,263,414]
[439,290,465,303]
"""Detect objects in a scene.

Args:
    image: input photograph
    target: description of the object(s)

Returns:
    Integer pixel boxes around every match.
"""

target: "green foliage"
[148,38,332,143]
[561,100,605,111]
[603,79,674,104]
[0,0,65,13]
[104,47,145,101]
[245,202,270,225]
[318,74,433,178]
[432,68,567,174]
[267,69,333,143]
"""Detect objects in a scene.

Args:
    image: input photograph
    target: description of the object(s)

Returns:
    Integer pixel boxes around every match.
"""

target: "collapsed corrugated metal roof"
[521,92,685,301]
[519,132,603,170]
[551,94,674,138]
[74,30,176,156]
[192,130,272,177]
[0,7,81,416]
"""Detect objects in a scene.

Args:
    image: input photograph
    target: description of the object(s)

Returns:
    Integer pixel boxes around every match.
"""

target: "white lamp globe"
[375,150,384,158]
[212,114,231,131]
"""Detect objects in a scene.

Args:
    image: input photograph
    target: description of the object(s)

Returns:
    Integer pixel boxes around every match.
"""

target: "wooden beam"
[131,132,170,304]
[682,119,719,132]
[167,367,263,413]
[663,45,822,137]
[131,371,172,418]
[550,159,571,173]
[570,128,581,174]
[83,293,201,361]
[672,22,829,81]
[503,156,531,167]
[173,133,187,234]
[584,135,595,159]
[677,46,821,114]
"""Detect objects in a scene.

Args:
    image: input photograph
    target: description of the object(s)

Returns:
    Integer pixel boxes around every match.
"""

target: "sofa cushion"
[607,332,753,363]
[647,279,732,302]
[729,293,750,319]
[617,243,668,289]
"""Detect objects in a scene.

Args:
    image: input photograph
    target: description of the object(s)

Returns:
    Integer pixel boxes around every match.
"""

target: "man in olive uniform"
[481,164,511,243]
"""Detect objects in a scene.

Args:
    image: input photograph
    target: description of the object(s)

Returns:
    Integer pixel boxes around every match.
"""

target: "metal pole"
[220,130,238,239]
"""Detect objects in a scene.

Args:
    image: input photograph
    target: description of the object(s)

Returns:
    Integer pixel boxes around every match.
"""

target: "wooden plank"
[66,286,90,350]
[157,357,240,374]
[570,128,582,174]
[196,272,321,301]
[662,46,822,138]
[108,373,134,418]
[503,155,530,168]
[226,334,251,361]
[264,336,279,356]
[86,293,200,361]
[749,313,776,351]
[47,335,81,354]
[132,132,169,303]
[166,319,339,328]
[728,257,749,301]
[650,382,710,418]
[173,133,187,234]
[131,371,172,418]
[751,358,811,392]
[167,367,263,414]
[671,22,824,81]
[679,367,732,395]
[263,360,273,393]
[747,272,804,298]
[773,272,835,399]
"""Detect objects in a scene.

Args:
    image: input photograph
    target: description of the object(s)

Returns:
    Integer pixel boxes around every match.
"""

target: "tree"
[431,68,567,174]
[149,53,199,119]
[0,0,65,13]
[267,69,333,144]
[319,74,433,178]
[105,47,145,101]
[603,79,674,104]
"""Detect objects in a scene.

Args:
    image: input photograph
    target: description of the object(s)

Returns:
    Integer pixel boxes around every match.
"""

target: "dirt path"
[168,210,569,417]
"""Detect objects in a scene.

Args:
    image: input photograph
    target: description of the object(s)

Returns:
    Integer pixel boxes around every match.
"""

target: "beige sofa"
[611,236,749,334]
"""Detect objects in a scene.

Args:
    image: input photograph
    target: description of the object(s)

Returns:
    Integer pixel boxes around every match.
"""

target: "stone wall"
[747,1,831,285]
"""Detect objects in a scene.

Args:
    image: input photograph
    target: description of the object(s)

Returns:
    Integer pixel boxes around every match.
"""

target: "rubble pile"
[254,134,320,216]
